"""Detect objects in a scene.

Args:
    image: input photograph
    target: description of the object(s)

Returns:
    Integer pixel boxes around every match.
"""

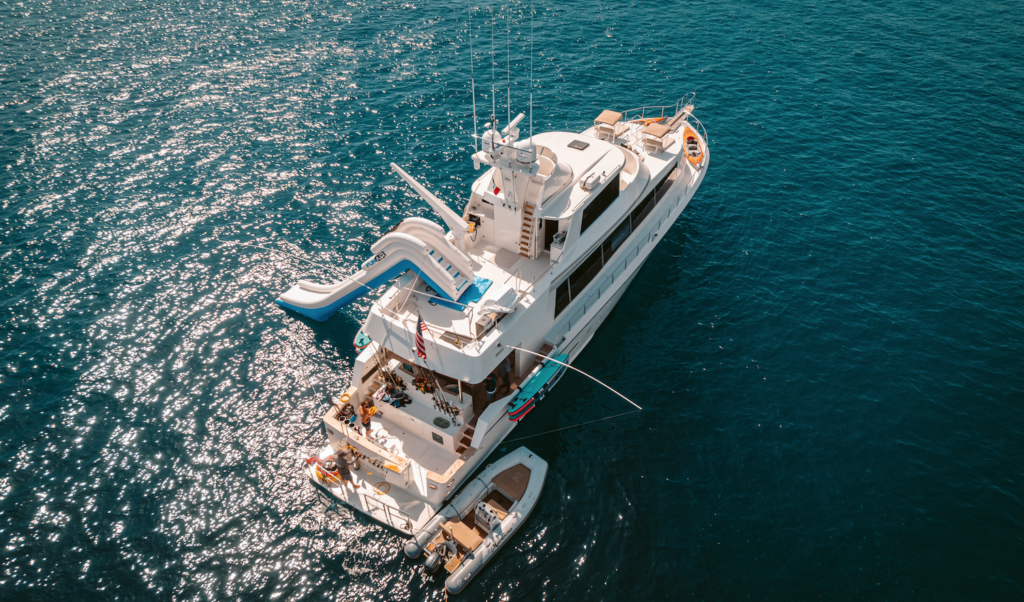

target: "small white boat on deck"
[403,447,547,594]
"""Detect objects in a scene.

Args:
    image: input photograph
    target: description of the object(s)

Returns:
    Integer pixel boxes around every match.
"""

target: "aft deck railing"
[621,92,696,124]
[618,92,709,156]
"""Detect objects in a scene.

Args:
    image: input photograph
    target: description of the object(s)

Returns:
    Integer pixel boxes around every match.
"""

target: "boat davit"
[404,447,547,594]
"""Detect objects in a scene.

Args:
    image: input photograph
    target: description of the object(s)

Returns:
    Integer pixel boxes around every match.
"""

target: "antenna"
[529,0,534,150]
[467,0,478,154]
[506,0,511,128]
[490,0,496,128]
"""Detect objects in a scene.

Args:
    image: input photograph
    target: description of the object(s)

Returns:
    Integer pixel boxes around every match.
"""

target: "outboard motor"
[423,550,442,573]
[404,514,446,558]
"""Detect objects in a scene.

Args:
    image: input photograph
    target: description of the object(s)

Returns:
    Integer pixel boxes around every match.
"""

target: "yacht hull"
[305,104,709,536]
[307,152,706,534]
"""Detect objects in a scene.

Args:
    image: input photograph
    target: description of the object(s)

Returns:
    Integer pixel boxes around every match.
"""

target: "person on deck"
[359,399,374,436]
[332,453,355,490]
[485,373,498,402]
[496,355,512,395]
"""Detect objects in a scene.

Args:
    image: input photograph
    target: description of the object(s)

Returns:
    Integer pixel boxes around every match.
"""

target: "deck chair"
[641,122,672,153]
[593,110,623,141]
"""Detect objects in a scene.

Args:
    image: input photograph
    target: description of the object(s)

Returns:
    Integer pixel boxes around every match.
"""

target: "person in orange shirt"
[359,399,374,436]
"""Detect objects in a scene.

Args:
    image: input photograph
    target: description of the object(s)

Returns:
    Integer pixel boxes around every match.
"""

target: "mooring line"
[498,344,643,410]
[502,409,643,443]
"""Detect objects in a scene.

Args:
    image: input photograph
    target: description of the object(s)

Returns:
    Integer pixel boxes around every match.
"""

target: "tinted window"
[555,280,571,316]
[553,166,679,318]
[655,165,678,201]
[580,174,621,233]
[602,218,630,260]
[569,248,603,296]
[630,190,656,227]
[630,167,676,230]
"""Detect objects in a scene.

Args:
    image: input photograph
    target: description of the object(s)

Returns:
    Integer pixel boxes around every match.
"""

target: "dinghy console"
[474,500,502,532]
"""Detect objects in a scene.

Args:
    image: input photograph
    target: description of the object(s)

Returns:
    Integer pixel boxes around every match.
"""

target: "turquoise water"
[2,0,1023,599]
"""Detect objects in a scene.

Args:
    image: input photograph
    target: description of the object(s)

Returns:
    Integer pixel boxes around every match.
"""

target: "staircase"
[455,423,476,455]
[518,203,536,258]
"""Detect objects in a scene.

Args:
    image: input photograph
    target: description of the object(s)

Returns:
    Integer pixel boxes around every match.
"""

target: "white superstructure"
[289,97,709,534]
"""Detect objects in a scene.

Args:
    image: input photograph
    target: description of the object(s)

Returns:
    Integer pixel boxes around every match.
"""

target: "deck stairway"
[518,203,536,258]
[455,416,478,455]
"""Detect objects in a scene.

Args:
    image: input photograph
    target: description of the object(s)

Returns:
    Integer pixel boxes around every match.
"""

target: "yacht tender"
[286,97,709,534]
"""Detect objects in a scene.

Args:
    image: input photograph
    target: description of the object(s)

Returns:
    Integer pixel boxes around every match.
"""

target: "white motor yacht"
[286,97,709,534]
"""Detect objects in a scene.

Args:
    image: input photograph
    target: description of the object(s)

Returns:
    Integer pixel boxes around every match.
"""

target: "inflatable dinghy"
[404,447,547,594]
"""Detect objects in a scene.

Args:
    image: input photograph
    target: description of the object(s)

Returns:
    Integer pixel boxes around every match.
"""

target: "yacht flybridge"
[286,97,708,534]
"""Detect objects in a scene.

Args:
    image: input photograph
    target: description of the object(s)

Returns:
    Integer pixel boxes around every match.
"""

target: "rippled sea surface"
[2,0,1023,598]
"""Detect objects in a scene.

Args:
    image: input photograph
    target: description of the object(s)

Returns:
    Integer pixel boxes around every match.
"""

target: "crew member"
[359,399,374,436]
[332,452,355,490]
[496,355,512,395]
[485,373,498,402]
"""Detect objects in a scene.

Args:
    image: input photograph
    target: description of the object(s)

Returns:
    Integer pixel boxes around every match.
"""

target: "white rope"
[498,344,643,410]
[502,409,642,443]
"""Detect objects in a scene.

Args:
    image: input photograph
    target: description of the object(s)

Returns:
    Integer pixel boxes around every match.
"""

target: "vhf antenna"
[529,0,534,151]
[467,0,478,154]
[506,0,511,128]
[490,0,497,129]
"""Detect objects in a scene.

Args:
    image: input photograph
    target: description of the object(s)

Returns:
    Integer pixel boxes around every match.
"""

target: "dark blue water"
[2,0,1023,598]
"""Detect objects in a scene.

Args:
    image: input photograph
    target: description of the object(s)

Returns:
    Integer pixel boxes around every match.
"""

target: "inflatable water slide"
[277,218,475,321]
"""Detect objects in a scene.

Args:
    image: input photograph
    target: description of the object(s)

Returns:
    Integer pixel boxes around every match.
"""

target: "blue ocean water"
[2,0,1023,598]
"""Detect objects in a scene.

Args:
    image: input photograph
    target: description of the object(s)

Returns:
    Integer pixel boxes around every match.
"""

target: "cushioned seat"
[442,517,485,551]
[593,110,623,140]
[594,110,623,126]
[642,123,671,139]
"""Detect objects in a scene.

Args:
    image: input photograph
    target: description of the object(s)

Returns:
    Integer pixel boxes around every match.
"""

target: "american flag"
[415,313,427,360]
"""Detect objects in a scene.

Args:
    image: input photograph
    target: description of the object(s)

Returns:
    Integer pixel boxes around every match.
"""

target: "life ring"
[368,406,378,417]
[373,481,390,495]
[340,393,351,403]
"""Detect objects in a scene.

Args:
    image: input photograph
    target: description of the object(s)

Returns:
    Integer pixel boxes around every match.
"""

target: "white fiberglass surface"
[372,417,456,474]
